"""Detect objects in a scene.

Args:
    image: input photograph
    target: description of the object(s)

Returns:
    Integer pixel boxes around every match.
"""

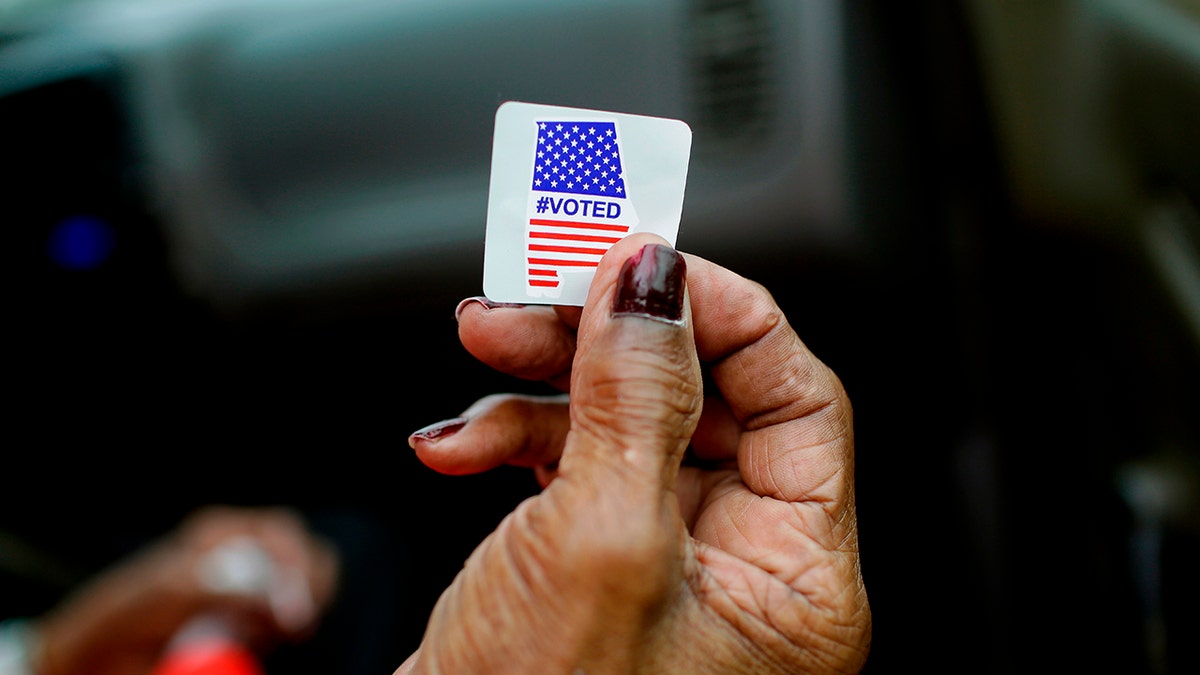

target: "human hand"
[400,235,870,673]
[34,506,339,675]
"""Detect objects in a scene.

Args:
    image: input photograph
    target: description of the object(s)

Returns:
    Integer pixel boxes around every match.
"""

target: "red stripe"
[528,268,558,277]
[529,279,560,287]
[528,257,599,267]
[529,231,622,244]
[529,243,607,255]
[529,218,628,233]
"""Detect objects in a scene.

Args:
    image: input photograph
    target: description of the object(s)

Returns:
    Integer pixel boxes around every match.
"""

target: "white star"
[616,186,623,194]
[606,129,613,136]
[599,185,606,191]
[556,124,563,131]
[572,125,579,133]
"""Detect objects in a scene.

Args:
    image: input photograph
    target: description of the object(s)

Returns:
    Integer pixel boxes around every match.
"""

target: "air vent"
[689,0,774,146]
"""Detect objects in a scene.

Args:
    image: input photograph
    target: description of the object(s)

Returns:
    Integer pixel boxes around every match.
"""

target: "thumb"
[402,239,702,674]
[558,237,703,494]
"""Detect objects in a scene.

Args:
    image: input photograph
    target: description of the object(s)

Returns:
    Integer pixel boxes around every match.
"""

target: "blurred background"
[2,0,1198,672]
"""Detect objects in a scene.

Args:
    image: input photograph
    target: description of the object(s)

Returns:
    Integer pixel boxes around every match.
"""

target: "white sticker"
[483,101,692,306]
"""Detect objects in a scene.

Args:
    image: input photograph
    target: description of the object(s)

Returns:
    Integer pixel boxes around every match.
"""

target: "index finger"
[455,252,854,504]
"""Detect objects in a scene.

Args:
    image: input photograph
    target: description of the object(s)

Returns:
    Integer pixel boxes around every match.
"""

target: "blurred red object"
[151,638,264,675]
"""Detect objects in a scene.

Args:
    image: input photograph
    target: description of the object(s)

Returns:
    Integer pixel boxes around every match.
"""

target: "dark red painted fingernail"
[409,417,468,445]
[455,296,524,321]
[612,244,686,323]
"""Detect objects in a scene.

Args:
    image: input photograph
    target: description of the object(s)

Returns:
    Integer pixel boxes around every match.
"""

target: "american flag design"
[525,120,639,297]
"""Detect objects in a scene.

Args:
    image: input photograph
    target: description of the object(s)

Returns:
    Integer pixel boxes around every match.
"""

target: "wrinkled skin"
[399,234,870,674]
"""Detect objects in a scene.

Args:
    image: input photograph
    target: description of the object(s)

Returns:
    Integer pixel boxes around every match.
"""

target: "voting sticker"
[483,101,692,306]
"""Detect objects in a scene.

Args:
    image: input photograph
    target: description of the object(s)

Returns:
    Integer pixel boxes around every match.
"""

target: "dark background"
[3,1,1198,673]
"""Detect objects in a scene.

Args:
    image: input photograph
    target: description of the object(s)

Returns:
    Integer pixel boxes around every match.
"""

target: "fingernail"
[612,244,686,323]
[454,296,524,322]
[409,417,468,446]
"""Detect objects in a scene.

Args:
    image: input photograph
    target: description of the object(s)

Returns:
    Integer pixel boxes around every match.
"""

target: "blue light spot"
[47,215,116,270]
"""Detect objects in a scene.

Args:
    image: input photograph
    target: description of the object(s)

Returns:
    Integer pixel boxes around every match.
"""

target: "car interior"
[3,0,1198,672]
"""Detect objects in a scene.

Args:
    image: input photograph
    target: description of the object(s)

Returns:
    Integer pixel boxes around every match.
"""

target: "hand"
[34,506,339,675]
[400,235,870,673]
